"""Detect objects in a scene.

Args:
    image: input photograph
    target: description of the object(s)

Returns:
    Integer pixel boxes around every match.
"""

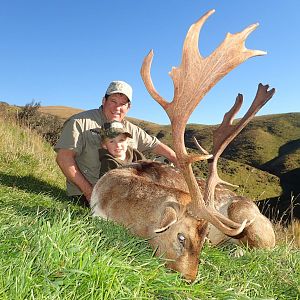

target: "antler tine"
[141,50,170,112]
[212,84,275,158]
[193,136,210,155]
[188,136,213,164]
[141,10,273,236]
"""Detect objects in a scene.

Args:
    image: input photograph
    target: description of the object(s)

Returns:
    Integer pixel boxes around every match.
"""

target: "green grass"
[192,157,282,200]
[224,113,300,169]
[0,117,299,299]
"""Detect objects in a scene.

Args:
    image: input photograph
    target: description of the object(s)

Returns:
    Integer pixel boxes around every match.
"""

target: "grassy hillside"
[192,157,282,201]
[131,112,300,176]
[130,112,300,214]
[129,113,299,203]
[4,103,299,216]
[37,106,299,175]
[223,113,300,169]
[0,116,299,299]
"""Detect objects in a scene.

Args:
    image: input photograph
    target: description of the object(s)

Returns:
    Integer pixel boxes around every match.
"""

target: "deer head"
[141,9,275,236]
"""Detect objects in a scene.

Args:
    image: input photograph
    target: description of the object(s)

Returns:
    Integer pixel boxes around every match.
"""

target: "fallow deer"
[91,9,276,281]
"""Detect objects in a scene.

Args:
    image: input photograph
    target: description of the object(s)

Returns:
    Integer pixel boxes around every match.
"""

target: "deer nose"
[182,271,197,283]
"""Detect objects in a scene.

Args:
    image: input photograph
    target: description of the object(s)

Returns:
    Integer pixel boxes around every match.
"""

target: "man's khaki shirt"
[54,107,160,196]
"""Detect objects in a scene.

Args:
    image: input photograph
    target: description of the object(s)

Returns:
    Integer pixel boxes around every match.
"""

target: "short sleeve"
[54,118,83,154]
[124,121,160,153]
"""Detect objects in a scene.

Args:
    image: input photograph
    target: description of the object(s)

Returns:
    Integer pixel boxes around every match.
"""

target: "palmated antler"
[141,9,275,236]
[203,84,275,209]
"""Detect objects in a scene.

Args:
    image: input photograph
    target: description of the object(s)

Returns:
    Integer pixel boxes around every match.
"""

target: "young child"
[99,121,145,178]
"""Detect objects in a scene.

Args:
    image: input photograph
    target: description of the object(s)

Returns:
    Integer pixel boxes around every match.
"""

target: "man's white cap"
[105,80,133,101]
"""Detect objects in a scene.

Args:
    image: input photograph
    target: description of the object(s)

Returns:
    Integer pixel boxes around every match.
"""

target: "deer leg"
[227,197,275,249]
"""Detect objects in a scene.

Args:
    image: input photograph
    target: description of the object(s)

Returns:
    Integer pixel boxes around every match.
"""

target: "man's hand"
[56,149,93,202]
[152,142,178,167]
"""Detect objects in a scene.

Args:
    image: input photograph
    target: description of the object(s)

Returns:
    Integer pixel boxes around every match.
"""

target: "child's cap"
[100,121,132,140]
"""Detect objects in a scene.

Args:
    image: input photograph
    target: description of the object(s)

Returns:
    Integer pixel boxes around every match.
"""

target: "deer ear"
[154,206,178,233]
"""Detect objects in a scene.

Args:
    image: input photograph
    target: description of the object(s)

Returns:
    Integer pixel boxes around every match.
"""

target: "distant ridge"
[39,105,164,125]
[39,106,84,120]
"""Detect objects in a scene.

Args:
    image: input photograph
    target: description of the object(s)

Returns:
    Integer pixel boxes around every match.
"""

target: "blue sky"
[1,0,299,125]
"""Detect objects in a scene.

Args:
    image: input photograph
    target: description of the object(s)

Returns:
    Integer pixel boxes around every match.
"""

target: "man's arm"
[152,142,178,166]
[56,149,93,202]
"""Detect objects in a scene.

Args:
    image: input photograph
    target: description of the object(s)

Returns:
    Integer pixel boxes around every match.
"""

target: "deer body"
[207,195,275,249]
[91,161,275,281]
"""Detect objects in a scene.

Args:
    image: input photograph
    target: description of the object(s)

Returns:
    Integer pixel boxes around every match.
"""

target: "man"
[55,80,177,206]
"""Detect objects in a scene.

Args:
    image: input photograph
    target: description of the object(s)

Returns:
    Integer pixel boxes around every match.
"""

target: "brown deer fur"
[91,161,275,281]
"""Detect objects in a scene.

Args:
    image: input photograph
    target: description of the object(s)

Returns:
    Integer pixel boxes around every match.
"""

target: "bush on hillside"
[17,100,41,121]
[16,101,64,146]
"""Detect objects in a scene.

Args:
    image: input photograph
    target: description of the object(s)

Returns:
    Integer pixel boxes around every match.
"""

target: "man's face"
[102,93,130,122]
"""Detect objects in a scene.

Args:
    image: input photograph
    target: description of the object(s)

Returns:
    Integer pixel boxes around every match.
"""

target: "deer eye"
[177,233,186,246]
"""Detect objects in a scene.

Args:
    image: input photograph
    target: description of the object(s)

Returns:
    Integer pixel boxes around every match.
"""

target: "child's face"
[102,133,128,159]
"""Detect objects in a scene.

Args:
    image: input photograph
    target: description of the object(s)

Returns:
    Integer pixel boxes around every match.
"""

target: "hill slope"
[40,106,299,177]
[2,104,298,217]
[39,105,84,120]
[37,106,300,201]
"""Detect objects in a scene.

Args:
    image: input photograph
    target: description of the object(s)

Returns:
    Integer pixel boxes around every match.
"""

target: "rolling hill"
[39,105,85,120]
[1,103,299,219]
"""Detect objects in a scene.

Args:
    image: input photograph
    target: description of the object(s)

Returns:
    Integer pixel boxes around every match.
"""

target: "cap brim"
[107,91,131,101]
[104,131,132,139]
